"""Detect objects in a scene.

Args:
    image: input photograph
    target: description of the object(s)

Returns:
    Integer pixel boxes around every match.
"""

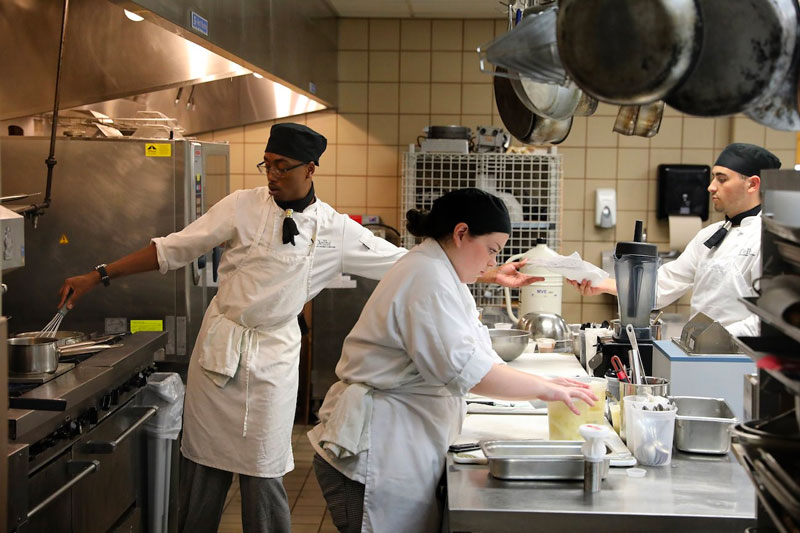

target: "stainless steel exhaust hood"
[0,0,336,130]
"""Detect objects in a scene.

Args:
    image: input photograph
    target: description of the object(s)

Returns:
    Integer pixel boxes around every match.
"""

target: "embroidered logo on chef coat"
[316,238,336,249]
[738,247,755,257]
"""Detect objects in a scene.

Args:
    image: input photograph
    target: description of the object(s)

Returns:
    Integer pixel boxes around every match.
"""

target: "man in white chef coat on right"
[571,143,781,337]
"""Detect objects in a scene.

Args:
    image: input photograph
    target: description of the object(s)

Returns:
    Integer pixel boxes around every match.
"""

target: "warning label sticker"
[145,143,172,157]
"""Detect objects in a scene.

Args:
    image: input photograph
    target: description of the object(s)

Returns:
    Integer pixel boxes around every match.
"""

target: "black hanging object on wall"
[656,164,710,221]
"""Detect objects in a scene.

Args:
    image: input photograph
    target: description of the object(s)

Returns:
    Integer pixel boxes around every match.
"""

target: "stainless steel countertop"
[447,451,756,532]
[447,351,756,532]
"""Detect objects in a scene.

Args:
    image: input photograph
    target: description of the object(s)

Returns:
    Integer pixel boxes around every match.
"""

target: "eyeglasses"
[256,161,306,177]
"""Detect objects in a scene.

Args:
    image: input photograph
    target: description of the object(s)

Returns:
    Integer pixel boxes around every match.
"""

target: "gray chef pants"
[178,456,291,533]
[313,453,365,533]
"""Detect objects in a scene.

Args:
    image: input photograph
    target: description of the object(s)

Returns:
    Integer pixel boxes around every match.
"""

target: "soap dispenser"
[595,188,616,228]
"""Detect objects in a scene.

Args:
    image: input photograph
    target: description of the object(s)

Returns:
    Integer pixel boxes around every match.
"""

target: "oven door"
[70,400,156,533]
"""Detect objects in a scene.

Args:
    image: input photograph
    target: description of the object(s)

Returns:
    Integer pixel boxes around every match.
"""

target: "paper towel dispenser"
[657,164,710,221]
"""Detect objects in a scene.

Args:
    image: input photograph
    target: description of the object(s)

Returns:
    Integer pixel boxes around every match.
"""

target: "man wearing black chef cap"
[571,142,781,337]
[57,123,541,532]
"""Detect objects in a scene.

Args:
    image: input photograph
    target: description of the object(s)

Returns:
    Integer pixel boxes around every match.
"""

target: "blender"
[592,220,660,378]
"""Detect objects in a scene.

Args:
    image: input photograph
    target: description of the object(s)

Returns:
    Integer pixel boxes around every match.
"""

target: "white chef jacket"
[152,187,406,477]
[308,238,501,533]
[655,213,761,336]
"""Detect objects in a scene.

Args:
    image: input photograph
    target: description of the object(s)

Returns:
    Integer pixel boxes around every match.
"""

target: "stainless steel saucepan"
[8,333,123,375]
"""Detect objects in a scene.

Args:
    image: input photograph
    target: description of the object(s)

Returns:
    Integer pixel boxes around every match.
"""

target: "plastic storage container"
[547,377,607,440]
[625,397,677,466]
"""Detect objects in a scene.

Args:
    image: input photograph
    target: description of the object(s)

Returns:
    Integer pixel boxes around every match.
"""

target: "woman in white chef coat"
[57,126,541,533]
[569,143,781,337]
[308,188,596,533]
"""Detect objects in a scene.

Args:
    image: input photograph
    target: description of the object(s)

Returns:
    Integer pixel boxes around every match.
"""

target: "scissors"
[610,355,630,383]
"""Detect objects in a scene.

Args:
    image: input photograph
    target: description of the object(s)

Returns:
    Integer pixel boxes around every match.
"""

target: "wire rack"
[401,151,563,307]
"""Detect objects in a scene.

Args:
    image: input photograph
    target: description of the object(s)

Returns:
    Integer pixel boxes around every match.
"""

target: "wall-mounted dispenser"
[595,188,616,228]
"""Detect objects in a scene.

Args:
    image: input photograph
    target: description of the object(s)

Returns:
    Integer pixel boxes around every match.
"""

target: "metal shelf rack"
[401,151,563,307]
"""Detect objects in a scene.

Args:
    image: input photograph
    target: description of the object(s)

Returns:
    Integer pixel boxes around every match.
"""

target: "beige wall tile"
[368,83,399,114]
[316,149,337,176]
[582,302,618,323]
[731,117,766,146]
[338,83,368,113]
[594,102,618,116]
[314,175,337,203]
[617,148,649,180]
[616,180,647,211]
[369,20,400,50]
[461,84,492,115]
[647,178,657,210]
[583,212,615,241]
[367,176,399,207]
[368,114,399,145]
[582,241,614,267]
[618,133,650,148]
[369,51,399,82]
[401,19,431,50]
[560,117,587,148]
[399,83,430,114]
[432,20,462,50]
[400,52,431,82]
[430,84,462,114]
[563,178,585,210]
[461,115,492,131]
[430,114,461,125]
[559,240,584,256]
[765,128,798,151]
[229,173,244,192]
[663,104,681,117]
[212,126,244,143]
[561,303,583,323]
[337,176,367,206]
[616,210,647,241]
[338,51,368,82]
[771,149,796,168]
[194,132,213,141]
[562,210,584,240]
[244,173,269,190]
[337,114,368,144]
[431,52,463,82]
[336,145,367,176]
[244,121,271,143]
[585,148,617,179]
[494,19,508,37]
[399,115,431,145]
[462,51,490,84]
[714,118,732,149]
[650,117,682,148]
[584,179,616,214]
[563,284,581,304]
[559,147,585,178]
[306,110,338,144]
[229,143,244,174]
[244,143,266,173]
[649,149,683,173]
[586,115,618,148]
[646,212,669,243]
[681,149,713,165]
[682,117,714,149]
[463,20,494,51]
[339,19,368,50]
[367,145,399,177]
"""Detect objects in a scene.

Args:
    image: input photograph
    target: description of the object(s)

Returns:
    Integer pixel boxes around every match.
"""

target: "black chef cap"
[265,123,327,165]
[406,188,512,239]
[714,143,781,177]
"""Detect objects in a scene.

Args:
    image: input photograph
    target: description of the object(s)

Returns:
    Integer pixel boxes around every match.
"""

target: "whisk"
[41,288,73,337]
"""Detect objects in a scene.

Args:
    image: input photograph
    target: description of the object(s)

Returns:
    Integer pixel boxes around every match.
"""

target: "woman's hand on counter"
[566,277,618,297]
[479,259,544,287]
[536,378,597,416]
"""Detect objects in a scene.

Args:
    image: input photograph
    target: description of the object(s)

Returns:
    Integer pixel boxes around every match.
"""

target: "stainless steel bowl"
[515,312,572,352]
[489,329,530,362]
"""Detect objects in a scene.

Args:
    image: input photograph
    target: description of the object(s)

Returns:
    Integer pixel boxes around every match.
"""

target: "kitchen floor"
[218,424,336,533]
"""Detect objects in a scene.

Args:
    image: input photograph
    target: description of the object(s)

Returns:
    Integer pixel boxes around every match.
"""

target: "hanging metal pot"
[556,0,701,105]
[666,0,797,116]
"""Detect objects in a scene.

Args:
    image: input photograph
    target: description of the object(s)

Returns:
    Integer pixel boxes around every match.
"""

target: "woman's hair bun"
[405,208,430,237]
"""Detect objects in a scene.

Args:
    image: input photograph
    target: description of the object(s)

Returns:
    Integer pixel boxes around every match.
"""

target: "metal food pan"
[672,396,737,454]
[481,440,611,480]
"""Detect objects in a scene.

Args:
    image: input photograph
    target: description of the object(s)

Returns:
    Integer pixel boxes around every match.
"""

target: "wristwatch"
[95,264,110,287]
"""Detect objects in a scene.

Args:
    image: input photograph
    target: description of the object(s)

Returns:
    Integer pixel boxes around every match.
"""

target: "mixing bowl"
[489,329,531,362]
[515,312,572,352]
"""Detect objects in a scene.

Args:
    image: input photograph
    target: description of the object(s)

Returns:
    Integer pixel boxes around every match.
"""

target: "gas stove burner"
[8,362,75,384]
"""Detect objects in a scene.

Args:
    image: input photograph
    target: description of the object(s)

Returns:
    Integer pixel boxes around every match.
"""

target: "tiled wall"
[197,18,798,325]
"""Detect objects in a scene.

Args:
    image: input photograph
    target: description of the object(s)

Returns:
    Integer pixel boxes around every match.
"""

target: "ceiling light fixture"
[123,9,144,22]
[252,72,264,79]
